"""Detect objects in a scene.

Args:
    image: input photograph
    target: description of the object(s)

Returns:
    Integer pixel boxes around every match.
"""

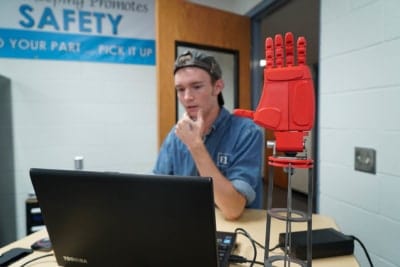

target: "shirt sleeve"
[153,130,174,175]
[227,123,264,207]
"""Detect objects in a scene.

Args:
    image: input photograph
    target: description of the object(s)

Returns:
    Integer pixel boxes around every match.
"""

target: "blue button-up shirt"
[153,108,264,208]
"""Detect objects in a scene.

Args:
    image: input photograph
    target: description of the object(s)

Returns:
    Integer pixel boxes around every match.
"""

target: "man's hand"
[175,109,205,149]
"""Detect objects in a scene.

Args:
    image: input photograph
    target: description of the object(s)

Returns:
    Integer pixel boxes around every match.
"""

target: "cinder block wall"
[0,60,157,244]
[319,1,400,266]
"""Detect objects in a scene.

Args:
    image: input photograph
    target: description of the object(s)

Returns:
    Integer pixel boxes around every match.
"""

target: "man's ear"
[213,79,224,95]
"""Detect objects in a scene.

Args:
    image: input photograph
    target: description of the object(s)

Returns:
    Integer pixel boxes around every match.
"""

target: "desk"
[0,209,359,267]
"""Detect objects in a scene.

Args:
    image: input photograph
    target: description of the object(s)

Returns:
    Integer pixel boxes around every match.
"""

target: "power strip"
[278,228,354,260]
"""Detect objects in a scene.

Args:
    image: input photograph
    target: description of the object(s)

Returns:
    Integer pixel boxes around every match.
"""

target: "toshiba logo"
[63,256,88,264]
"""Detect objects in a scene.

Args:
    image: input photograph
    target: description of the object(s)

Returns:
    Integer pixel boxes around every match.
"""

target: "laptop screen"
[30,168,219,267]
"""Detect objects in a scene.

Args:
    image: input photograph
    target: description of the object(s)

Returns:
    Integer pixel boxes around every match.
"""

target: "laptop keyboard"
[216,231,236,267]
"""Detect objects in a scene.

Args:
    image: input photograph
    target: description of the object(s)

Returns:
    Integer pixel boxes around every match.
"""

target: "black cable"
[349,235,374,267]
[231,227,282,266]
[234,228,258,266]
[268,243,281,252]
[235,228,264,249]
[20,253,54,267]
[229,254,264,265]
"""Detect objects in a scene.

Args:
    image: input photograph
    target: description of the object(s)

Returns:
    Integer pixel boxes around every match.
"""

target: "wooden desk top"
[0,209,359,267]
[215,209,359,267]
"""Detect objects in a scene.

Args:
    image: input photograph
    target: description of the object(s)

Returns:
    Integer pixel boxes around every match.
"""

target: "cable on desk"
[349,235,374,267]
[268,243,281,252]
[19,253,54,267]
[233,228,257,266]
[234,228,264,249]
[229,255,264,266]
[230,227,281,266]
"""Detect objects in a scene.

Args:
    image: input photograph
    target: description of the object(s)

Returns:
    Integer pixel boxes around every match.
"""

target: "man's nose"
[183,89,194,100]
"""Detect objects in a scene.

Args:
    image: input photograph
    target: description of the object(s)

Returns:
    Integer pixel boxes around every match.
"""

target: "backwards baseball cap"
[174,50,224,106]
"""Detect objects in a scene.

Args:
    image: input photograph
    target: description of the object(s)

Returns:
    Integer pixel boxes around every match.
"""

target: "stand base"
[265,255,308,267]
[264,155,314,267]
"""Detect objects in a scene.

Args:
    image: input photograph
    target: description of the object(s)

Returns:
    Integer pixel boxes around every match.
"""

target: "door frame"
[155,0,251,147]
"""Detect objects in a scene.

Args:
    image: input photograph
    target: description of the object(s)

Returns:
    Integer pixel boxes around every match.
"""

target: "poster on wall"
[0,0,155,65]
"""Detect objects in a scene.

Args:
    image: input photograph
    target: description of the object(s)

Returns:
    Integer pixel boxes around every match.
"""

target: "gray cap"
[174,50,222,80]
[174,50,224,106]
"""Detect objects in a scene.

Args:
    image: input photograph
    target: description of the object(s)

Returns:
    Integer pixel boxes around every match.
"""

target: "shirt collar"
[204,107,229,138]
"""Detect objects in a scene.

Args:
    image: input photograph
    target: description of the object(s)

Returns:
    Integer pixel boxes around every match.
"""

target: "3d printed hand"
[234,32,315,153]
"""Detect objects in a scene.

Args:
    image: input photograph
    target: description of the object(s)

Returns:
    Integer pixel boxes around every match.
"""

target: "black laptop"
[29,168,236,267]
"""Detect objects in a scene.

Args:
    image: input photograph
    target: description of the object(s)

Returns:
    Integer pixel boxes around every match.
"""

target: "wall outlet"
[354,147,376,174]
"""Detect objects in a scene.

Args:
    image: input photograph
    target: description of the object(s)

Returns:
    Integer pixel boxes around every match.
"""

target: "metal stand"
[264,153,314,267]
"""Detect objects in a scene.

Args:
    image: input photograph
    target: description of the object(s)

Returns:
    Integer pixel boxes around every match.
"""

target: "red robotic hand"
[234,32,315,153]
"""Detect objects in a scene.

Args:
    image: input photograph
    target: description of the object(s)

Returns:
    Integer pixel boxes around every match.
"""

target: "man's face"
[174,67,221,120]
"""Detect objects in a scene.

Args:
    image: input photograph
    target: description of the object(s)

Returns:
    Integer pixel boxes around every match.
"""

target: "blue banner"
[0,1,155,65]
[0,28,155,65]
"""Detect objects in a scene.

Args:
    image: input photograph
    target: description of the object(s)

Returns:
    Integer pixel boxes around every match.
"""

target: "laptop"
[29,168,236,267]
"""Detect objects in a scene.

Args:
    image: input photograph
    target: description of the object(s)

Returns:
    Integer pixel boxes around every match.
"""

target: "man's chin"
[186,111,197,120]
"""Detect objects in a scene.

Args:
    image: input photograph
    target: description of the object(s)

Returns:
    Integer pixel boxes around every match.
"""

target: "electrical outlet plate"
[354,147,376,174]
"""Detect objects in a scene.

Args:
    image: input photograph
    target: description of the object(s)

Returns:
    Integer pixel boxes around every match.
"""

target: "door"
[155,0,251,146]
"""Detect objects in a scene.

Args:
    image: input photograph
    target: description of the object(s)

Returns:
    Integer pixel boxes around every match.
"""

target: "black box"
[278,228,354,260]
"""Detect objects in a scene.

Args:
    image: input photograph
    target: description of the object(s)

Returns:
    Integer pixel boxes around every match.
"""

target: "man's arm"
[187,139,246,220]
[175,111,247,220]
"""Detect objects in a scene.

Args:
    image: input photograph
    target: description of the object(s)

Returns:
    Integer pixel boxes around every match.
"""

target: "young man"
[153,50,264,220]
